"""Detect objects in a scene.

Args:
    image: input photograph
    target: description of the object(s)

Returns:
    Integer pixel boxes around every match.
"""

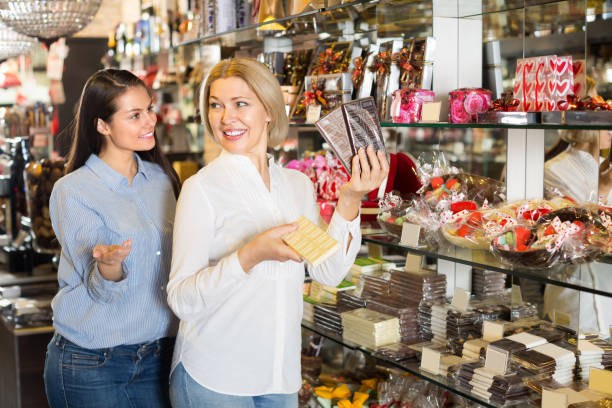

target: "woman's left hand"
[336,146,390,221]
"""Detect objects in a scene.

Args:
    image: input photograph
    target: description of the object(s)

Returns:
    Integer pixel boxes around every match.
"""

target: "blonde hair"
[559,129,599,144]
[199,58,289,148]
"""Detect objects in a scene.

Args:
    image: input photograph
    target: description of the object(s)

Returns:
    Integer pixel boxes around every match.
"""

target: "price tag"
[400,222,421,247]
[484,346,509,375]
[306,105,322,123]
[451,288,470,312]
[420,102,441,123]
[511,284,523,304]
[542,389,568,408]
[420,347,441,375]
[483,320,505,342]
[403,253,423,273]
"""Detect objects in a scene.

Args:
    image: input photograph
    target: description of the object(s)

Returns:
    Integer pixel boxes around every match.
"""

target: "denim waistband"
[53,332,174,354]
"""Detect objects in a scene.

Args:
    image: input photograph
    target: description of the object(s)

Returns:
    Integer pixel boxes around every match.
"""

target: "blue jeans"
[169,362,298,408]
[44,332,174,408]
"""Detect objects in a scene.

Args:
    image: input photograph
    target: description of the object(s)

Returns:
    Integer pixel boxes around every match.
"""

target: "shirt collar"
[220,149,276,171]
[85,153,150,190]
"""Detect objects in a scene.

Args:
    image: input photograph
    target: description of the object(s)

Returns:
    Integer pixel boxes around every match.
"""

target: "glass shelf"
[301,320,524,408]
[363,233,612,299]
[289,121,612,130]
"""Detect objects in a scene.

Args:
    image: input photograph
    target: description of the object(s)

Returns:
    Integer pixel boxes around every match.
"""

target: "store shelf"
[363,233,612,298]
[175,0,378,48]
[290,121,612,130]
[301,320,512,408]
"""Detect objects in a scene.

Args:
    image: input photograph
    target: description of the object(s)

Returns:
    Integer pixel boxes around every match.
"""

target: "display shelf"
[301,320,516,408]
[290,121,612,130]
[363,233,612,299]
[175,0,379,48]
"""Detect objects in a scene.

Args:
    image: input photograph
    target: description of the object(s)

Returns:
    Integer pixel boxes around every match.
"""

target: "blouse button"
[156,250,161,256]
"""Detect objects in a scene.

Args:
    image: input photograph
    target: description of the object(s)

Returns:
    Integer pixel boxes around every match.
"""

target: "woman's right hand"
[93,239,132,282]
[238,224,302,272]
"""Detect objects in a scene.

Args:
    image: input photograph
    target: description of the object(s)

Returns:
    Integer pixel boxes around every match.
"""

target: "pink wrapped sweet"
[390,88,435,123]
[449,88,492,123]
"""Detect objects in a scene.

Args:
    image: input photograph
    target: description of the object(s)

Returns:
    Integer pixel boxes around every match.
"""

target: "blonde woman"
[167,58,389,407]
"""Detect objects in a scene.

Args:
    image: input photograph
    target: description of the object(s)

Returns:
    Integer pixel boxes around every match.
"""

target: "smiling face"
[97,85,157,157]
[207,76,271,159]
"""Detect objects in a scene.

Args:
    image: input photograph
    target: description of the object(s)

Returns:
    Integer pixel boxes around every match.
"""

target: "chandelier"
[0,20,35,60]
[0,0,102,47]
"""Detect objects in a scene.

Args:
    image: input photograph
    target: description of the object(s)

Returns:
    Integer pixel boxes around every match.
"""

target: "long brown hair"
[66,69,180,197]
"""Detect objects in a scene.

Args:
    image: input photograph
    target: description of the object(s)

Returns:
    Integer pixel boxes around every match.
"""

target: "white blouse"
[167,150,361,396]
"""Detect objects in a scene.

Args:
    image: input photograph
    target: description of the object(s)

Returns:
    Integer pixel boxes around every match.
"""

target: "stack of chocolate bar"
[417,300,434,341]
[532,343,576,384]
[303,300,315,323]
[373,342,419,362]
[462,339,489,361]
[446,308,481,355]
[341,308,400,349]
[337,291,367,310]
[388,270,447,304]
[313,304,344,336]
[472,269,506,299]
[360,274,391,299]
[431,303,451,346]
[577,338,612,380]
[366,296,420,343]
[457,362,530,405]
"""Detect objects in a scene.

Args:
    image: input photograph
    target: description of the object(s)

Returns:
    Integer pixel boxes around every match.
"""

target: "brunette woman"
[44,69,180,408]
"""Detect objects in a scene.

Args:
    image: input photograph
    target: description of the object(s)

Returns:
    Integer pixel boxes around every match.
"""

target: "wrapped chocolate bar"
[449,88,492,124]
[24,158,65,252]
[366,296,420,343]
[389,269,447,304]
[341,308,400,349]
[390,88,435,124]
[315,96,384,174]
[359,273,390,299]
[471,269,506,299]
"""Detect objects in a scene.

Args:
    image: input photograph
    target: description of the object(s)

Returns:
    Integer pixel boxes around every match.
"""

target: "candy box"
[292,72,353,121]
[390,88,435,123]
[449,88,492,123]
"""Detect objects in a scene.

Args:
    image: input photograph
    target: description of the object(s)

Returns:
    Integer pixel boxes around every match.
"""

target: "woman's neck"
[99,149,138,184]
[243,151,270,191]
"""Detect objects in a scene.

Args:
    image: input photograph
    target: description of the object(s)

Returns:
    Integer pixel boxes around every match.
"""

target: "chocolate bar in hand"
[341,96,386,160]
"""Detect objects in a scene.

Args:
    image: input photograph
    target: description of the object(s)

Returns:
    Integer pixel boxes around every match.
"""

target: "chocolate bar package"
[341,96,386,158]
[315,108,354,172]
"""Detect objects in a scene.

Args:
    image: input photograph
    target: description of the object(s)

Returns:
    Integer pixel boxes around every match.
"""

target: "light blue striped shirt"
[49,154,177,348]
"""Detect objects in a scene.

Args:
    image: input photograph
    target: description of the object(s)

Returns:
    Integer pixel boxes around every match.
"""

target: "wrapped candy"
[448,88,492,123]
[390,88,435,123]
[442,208,517,250]
[491,207,609,268]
